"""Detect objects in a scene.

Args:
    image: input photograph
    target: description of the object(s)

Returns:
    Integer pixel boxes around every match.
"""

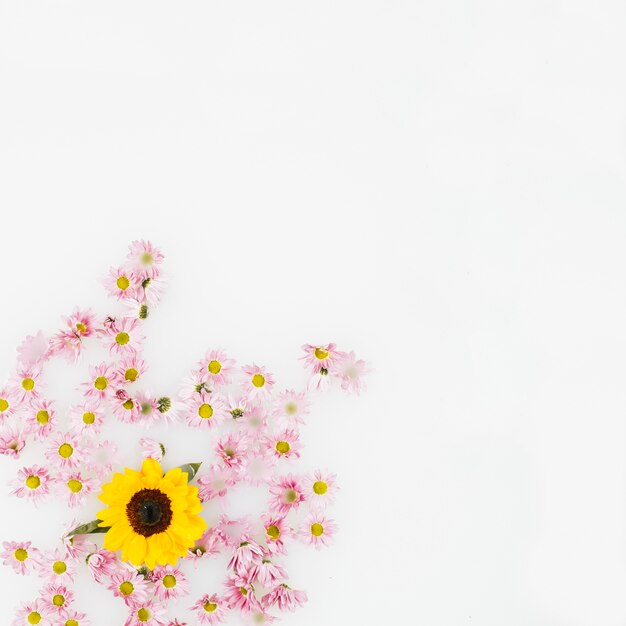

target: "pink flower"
[82,362,116,400]
[111,390,142,423]
[135,275,166,307]
[198,349,236,387]
[44,432,84,470]
[85,439,119,479]
[41,582,75,613]
[124,601,168,626]
[151,565,189,602]
[11,366,43,402]
[298,513,337,549]
[1,540,40,575]
[261,515,292,556]
[253,558,288,588]
[57,609,91,626]
[262,583,307,612]
[108,569,152,607]
[0,427,26,458]
[86,549,119,583]
[240,451,275,486]
[223,574,262,613]
[127,240,164,279]
[272,389,310,426]
[56,470,96,508]
[37,548,75,583]
[25,399,56,439]
[225,394,249,420]
[227,536,264,576]
[135,391,163,426]
[186,528,222,566]
[264,429,302,461]
[212,516,252,549]
[300,342,343,373]
[240,404,269,436]
[16,330,49,367]
[12,599,52,626]
[197,464,238,502]
[62,519,96,560]
[103,266,140,300]
[337,350,370,394]
[268,474,306,516]
[0,387,18,422]
[215,432,249,470]
[48,308,98,361]
[11,465,52,504]
[185,392,228,429]
[69,400,105,435]
[139,437,165,461]
[103,317,144,356]
[179,369,212,399]
[115,355,148,385]
[304,469,338,509]
[190,594,227,624]
[243,610,278,626]
[241,364,275,400]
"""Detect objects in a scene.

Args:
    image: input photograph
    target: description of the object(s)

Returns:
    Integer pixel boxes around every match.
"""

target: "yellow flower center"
[53,561,67,574]
[22,378,35,391]
[275,441,290,454]
[266,525,280,541]
[313,480,328,495]
[115,332,130,345]
[123,399,135,410]
[94,376,108,390]
[67,479,83,493]
[137,608,150,622]
[26,475,40,489]
[0,398,9,412]
[82,412,95,424]
[14,548,28,561]
[162,574,177,588]
[252,373,265,388]
[315,347,329,360]
[204,602,217,612]
[59,443,74,458]
[198,403,213,419]
[27,612,41,625]
[208,360,222,374]
[36,410,49,424]
[140,252,154,266]
[285,402,297,415]
[311,523,324,537]
[285,489,298,503]
[76,322,87,333]
[119,581,134,596]
[66,620,79,626]
[125,367,139,382]
[117,275,130,290]
[53,594,65,606]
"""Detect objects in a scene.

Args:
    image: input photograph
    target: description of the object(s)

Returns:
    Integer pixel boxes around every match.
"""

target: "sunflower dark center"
[126,488,173,536]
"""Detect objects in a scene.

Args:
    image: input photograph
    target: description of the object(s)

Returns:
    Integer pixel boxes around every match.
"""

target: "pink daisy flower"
[86,549,119,583]
[25,399,56,439]
[243,610,278,626]
[124,601,168,626]
[304,469,338,509]
[197,464,239,502]
[240,450,276,486]
[82,362,116,400]
[151,565,189,602]
[299,513,337,549]
[300,342,343,373]
[12,599,52,626]
[240,404,269,436]
[103,317,144,356]
[225,394,249,420]
[190,594,227,625]
[262,583,307,612]
[186,529,222,566]
[16,330,49,367]
[57,609,90,626]
[127,240,164,279]
[1,540,40,575]
[135,274,166,307]
[108,569,152,607]
[272,389,310,426]
[11,465,52,504]
[41,582,75,613]
[12,366,43,403]
[111,390,142,424]
[268,474,306,516]
[122,296,151,320]
[261,515,292,556]
[241,364,275,400]
[337,350,370,394]
[56,470,96,508]
[103,265,139,300]
[62,519,96,560]
[49,308,97,361]
[0,427,26,459]
[264,429,302,461]
[85,439,119,479]
[179,369,212,400]
[227,536,264,576]
[215,432,249,471]
[69,400,105,435]
[185,392,228,429]
[38,547,75,583]
[115,355,148,385]
[213,516,253,549]
[135,391,162,426]
[0,387,18,422]
[139,438,165,462]
[223,574,262,613]
[253,557,288,588]
[45,432,84,470]
[198,349,236,387]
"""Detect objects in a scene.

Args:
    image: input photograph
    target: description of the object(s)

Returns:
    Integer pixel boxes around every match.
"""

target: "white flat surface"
[1,1,626,624]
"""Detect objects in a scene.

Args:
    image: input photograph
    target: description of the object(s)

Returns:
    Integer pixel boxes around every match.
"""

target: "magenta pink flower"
[241,364,275,400]
[0,387,18,422]
[41,582,75,613]
[11,366,43,403]
[127,239,164,279]
[69,400,105,435]
[262,583,308,612]
[299,513,337,549]
[23,398,55,439]
[111,390,142,423]
[261,515,292,556]
[223,574,262,613]
[197,464,238,502]
[1,540,40,575]
[215,432,249,470]
[272,389,310,426]
[108,569,152,607]
[337,350,370,393]
[11,465,52,504]
[0,427,26,458]
[37,547,75,583]
[304,469,338,509]
[12,599,52,626]
[86,548,119,583]
[82,362,116,400]
[198,349,236,387]
[190,594,227,624]
[57,609,91,626]
[151,564,189,602]
[115,355,148,385]
[103,317,144,356]
[264,428,302,461]
[103,265,140,300]
[56,470,96,508]
[253,557,288,588]
[227,536,264,576]
[124,600,168,626]
[45,432,84,470]
[48,308,98,361]
[185,392,228,429]
[268,474,306,516]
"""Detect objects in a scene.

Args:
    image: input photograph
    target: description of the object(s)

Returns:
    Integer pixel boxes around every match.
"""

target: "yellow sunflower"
[97,458,207,569]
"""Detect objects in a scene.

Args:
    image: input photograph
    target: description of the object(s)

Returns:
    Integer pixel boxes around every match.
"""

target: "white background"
[1,1,626,625]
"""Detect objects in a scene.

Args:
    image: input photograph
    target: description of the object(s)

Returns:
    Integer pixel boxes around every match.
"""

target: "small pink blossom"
[253,557,288,588]
[11,366,43,403]
[337,350,370,393]
[135,391,162,426]
[185,528,222,567]
[299,513,337,549]
[45,432,85,470]
[225,394,249,420]
[37,547,75,583]
[103,317,144,356]
[48,308,97,361]
[215,432,249,470]
[123,600,168,626]
[57,609,91,626]
[240,404,269,436]
[261,515,292,556]
[25,399,56,439]
[56,470,96,508]
[139,437,165,461]
[82,362,116,400]
[190,594,227,624]
[86,439,119,479]
[223,574,262,613]
[151,565,189,602]
[227,536,264,576]
[240,450,276,486]
[41,582,75,613]
[1,540,40,575]
[12,599,52,626]
[0,427,26,458]
[127,240,164,279]
[103,265,140,300]
[11,465,52,503]
[198,349,236,387]
[241,364,275,400]
[264,428,302,461]
[185,392,228,429]
[304,469,338,509]
[268,474,306,516]
[300,342,343,373]
[16,330,49,367]
[272,389,310,426]
[108,569,152,607]
[115,355,148,385]
[86,549,119,582]
[262,583,308,612]
[0,387,18,422]
[69,400,105,435]
[62,519,96,560]
[213,516,253,549]
[197,464,238,502]
[111,390,142,424]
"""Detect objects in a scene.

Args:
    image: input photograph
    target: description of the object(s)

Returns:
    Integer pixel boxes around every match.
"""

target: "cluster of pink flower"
[0,241,369,626]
